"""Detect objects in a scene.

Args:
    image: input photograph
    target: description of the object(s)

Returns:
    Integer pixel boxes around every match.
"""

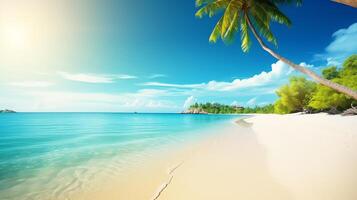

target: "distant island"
[0,109,16,113]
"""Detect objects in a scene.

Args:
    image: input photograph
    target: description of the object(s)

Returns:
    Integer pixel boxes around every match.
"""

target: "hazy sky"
[0,0,356,112]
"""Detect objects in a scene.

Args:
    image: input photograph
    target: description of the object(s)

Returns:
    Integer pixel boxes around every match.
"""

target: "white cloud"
[122,98,174,109]
[316,23,357,65]
[143,60,295,91]
[3,89,178,112]
[183,96,197,109]
[326,23,357,54]
[326,57,341,66]
[143,82,204,89]
[58,71,137,83]
[299,62,314,68]
[8,81,53,88]
[246,97,257,106]
[136,89,165,95]
[148,74,167,79]
[58,72,113,83]
[114,74,137,79]
[203,60,294,91]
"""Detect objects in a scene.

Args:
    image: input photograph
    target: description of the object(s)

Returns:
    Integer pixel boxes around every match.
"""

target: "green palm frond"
[196,0,300,52]
[221,0,236,36]
[221,1,243,37]
[195,0,214,7]
[240,16,251,52]
[222,10,240,43]
[195,0,230,18]
[209,16,224,43]
[250,6,277,46]
[252,14,277,46]
[256,1,291,26]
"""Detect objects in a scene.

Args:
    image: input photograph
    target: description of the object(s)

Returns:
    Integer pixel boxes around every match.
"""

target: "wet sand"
[71,113,357,200]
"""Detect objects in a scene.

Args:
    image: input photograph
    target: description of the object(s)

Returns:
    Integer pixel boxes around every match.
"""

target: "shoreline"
[151,113,356,200]
[34,113,357,200]
[156,113,357,200]
[59,118,242,200]
[63,119,242,200]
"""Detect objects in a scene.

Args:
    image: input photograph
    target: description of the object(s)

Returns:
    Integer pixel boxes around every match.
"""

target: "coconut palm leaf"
[240,15,251,52]
[195,0,230,18]
[196,0,300,49]
[209,16,224,42]
[195,0,357,100]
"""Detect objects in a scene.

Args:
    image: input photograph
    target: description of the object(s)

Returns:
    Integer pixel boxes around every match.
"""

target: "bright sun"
[2,24,28,49]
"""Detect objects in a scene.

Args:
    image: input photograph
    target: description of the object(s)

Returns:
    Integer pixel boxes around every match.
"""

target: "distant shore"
[0,109,16,113]
[68,113,357,200]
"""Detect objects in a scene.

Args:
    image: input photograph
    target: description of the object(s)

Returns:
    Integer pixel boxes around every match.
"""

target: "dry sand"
[72,113,357,200]
[159,113,357,200]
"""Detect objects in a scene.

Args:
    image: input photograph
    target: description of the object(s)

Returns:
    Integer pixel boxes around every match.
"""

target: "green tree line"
[189,55,357,114]
[189,102,274,114]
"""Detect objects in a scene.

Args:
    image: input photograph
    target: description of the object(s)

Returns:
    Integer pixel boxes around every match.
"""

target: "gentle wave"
[0,113,242,200]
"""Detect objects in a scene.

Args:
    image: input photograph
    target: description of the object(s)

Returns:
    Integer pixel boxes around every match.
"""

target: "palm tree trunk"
[245,14,357,101]
[331,0,357,8]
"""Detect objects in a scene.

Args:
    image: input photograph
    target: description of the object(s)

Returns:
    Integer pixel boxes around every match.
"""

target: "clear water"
[0,113,243,199]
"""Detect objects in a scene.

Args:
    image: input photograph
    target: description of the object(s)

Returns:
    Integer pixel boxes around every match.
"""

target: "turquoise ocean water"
[0,113,242,199]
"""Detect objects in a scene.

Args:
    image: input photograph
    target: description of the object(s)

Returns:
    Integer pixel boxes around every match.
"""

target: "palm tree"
[332,0,357,8]
[195,0,357,100]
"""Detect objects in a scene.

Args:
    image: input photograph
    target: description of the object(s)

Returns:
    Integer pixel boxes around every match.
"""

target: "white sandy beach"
[72,113,357,200]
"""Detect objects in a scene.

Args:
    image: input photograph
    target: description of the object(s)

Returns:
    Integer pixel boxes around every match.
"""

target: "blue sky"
[0,0,356,112]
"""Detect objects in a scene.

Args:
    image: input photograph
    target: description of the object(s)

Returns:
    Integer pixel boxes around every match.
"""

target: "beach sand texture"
[72,113,357,200]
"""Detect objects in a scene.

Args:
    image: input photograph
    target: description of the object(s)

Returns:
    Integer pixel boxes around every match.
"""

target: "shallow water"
[0,113,243,200]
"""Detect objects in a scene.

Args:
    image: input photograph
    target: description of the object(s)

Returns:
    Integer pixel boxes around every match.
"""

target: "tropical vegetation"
[188,55,357,114]
[195,0,357,100]
[308,55,357,112]
[188,102,274,114]
[274,77,316,114]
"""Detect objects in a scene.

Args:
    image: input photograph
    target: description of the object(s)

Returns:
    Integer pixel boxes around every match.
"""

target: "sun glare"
[2,24,28,49]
